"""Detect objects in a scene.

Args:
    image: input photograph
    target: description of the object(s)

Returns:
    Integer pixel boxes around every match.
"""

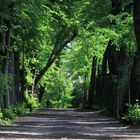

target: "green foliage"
[12,104,29,116]
[39,98,47,109]
[0,74,12,97]
[107,12,136,54]
[25,92,39,111]
[121,102,140,125]
[71,77,87,108]
[0,0,138,116]
[41,63,74,109]
[0,111,3,119]
[91,105,102,111]
[0,74,12,107]
[0,111,4,124]
[2,108,15,120]
[0,103,31,124]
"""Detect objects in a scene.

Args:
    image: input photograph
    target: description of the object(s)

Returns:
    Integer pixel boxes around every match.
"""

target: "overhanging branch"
[34,27,78,86]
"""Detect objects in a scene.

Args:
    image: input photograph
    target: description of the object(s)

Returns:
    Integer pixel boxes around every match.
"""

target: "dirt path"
[0,109,140,140]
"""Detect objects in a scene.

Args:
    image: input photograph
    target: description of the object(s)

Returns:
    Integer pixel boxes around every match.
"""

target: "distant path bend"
[0,109,140,140]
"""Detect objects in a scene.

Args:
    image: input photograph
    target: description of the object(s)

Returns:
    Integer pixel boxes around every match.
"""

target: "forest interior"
[1,0,140,136]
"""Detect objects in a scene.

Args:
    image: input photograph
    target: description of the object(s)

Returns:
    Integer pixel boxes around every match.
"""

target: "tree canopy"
[0,0,140,121]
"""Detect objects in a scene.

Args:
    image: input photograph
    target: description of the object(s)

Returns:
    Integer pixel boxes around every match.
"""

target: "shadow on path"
[0,109,140,139]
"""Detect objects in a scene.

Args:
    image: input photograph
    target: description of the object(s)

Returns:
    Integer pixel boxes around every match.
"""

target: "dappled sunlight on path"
[0,109,140,139]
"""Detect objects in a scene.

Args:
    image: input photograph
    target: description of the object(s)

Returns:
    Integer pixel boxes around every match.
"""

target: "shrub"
[91,105,102,111]
[0,102,37,124]
[0,112,3,119]
[12,104,29,116]
[121,102,140,125]
[2,108,15,120]
[25,92,39,111]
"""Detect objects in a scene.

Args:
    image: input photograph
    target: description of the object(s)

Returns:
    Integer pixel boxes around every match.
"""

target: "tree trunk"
[111,0,121,15]
[9,51,15,105]
[87,57,97,108]
[100,0,121,116]
[14,52,21,104]
[130,55,140,103]
[0,17,6,108]
[38,84,46,103]
[20,46,26,103]
[133,0,140,54]
[4,19,12,108]
[83,73,88,107]
[117,48,133,113]
[132,0,140,104]
[34,28,77,87]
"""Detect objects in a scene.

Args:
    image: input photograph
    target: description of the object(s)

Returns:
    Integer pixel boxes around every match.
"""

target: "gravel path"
[0,109,140,140]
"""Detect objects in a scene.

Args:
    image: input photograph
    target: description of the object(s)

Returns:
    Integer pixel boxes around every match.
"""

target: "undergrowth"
[121,101,140,125]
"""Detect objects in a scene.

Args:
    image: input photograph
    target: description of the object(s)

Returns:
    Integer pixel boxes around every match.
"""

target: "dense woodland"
[0,0,140,122]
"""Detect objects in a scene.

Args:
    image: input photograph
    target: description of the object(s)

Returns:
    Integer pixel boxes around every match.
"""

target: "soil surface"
[0,109,140,140]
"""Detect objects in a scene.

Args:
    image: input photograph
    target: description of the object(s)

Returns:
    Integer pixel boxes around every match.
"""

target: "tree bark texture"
[100,0,121,116]
[130,55,140,103]
[38,84,46,103]
[87,57,97,108]
[111,0,121,15]
[133,0,140,54]
[131,0,140,105]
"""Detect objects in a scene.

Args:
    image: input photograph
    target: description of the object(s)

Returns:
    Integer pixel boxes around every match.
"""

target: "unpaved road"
[0,109,140,140]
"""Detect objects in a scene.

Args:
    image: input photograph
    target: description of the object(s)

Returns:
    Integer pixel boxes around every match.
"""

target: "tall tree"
[133,0,140,54]
[130,0,140,104]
